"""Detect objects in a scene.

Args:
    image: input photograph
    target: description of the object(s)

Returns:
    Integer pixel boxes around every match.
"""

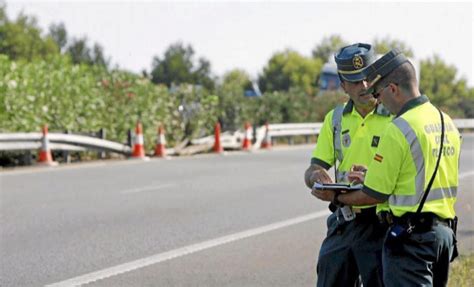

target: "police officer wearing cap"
[304,43,392,287]
[313,49,461,286]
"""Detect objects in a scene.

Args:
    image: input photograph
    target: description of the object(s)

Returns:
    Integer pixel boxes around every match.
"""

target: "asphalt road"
[1,134,473,287]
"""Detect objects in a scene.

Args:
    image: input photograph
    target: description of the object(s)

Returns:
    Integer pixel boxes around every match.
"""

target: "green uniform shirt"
[311,100,393,209]
[363,95,461,219]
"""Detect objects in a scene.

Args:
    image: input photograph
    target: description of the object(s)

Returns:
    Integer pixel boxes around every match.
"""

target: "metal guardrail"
[0,133,131,155]
[269,119,473,137]
[268,123,323,137]
[451,119,474,130]
[0,119,473,155]
[252,119,474,148]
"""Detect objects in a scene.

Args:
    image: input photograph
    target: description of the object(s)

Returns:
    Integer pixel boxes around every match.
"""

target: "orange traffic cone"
[213,122,224,153]
[260,122,272,149]
[154,124,167,158]
[37,125,58,166]
[131,121,149,160]
[242,122,252,151]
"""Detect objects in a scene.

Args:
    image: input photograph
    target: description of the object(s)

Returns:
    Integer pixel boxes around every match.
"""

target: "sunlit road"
[1,134,473,287]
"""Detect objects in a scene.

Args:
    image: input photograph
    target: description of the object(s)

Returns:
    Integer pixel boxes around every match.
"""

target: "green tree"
[419,55,473,117]
[258,49,323,95]
[67,38,91,65]
[67,37,109,68]
[216,69,254,130]
[193,58,215,90]
[48,22,68,52]
[312,35,348,62]
[0,4,7,25]
[373,37,414,58]
[150,42,215,90]
[0,54,218,148]
[0,7,59,61]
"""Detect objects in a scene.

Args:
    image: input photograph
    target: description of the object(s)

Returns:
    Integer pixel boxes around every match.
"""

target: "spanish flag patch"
[374,154,383,163]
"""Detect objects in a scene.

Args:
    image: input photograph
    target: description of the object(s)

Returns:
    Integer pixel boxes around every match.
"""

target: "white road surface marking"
[41,169,474,286]
[45,209,330,287]
[460,170,474,179]
[120,183,176,194]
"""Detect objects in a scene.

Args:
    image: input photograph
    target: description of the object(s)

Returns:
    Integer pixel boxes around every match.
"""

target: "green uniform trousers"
[316,209,387,287]
[383,223,456,287]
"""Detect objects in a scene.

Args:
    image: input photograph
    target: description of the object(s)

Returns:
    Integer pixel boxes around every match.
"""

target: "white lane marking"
[121,183,176,194]
[0,162,108,176]
[460,170,474,179]
[45,209,330,287]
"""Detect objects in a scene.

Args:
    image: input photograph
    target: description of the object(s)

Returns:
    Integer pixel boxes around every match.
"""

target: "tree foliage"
[0,2,472,165]
[373,37,414,57]
[66,37,110,68]
[48,22,67,52]
[420,55,474,117]
[258,50,323,95]
[216,69,253,130]
[312,35,348,62]
[0,54,218,148]
[0,6,58,61]
[150,42,215,90]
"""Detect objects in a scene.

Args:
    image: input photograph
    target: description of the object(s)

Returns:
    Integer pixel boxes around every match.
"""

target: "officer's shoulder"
[322,103,346,120]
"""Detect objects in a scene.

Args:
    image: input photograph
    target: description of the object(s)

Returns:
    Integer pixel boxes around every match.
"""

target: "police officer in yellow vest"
[304,43,392,286]
[312,49,461,286]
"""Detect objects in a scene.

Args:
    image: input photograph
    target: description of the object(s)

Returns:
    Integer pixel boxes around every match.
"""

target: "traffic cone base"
[37,125,58,166]
[260,123,272,149]
[37,160,59,167]
[242,122,252,151]
[154,125,167,158]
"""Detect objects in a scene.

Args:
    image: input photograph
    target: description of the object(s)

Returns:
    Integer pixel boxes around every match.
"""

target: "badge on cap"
[352,55,364,69]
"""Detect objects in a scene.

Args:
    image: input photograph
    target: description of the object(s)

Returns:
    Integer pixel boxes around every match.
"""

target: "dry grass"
[448,254,474,287]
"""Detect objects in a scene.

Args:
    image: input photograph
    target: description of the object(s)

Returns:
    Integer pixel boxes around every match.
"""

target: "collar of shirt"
[396,95,429,118]
[343,99,391,117]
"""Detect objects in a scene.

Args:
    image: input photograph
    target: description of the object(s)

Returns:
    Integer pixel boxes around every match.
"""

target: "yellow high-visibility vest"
[363,95,461,219]
[311,100,393,209]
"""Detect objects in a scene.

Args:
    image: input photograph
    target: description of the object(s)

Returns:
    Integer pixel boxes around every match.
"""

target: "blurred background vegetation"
[0,4,473,152]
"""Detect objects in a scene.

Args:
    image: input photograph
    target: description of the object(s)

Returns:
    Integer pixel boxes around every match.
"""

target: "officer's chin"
[358,93,376,103]
[358,92,373,99]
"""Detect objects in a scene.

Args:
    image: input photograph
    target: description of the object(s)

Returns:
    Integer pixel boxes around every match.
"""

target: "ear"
[340,81,347,93]
[388,83,398,94]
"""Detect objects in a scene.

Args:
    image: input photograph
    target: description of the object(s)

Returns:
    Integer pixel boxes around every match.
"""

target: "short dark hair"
[377,61,417,93]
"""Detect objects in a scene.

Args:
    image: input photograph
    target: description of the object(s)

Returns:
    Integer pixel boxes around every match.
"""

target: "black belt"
[353,207,378,223]
[392,212,455,233]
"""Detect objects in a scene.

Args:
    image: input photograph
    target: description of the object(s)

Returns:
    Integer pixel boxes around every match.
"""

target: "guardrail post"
[252,124,257,144]
[63,130,71,163]
[23,150,32,165]
[98,128,106,159]
[287,136,294,145]
[305,135,310,144]
[127,129,132,147]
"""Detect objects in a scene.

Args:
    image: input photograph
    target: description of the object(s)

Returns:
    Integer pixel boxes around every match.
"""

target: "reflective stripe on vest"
[332,105,345,163]
[389,117,456,206]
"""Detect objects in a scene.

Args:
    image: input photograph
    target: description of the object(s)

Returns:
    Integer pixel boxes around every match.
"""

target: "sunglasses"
[368,83,397,99]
